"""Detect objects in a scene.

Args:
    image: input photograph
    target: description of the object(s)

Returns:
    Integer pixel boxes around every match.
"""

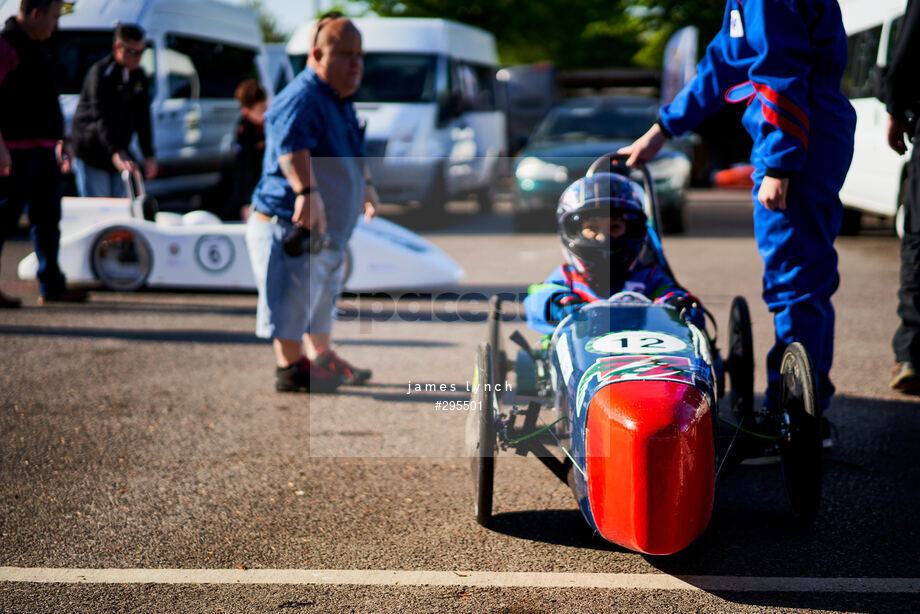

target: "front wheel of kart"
[660,205,685,234]
[779,342,822,523]
[90,226,153,291]
[726,296,754,426]
[465,343,496,527]
[487,296,508,389]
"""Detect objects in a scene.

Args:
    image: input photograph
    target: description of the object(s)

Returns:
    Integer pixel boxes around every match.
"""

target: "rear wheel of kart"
[660,205,685,234]
[839,207,862,236]
[466,343,496,527]
[513,209,555,233]
[90,226,153,291]
[779,342,822,523]
[513,210,538,232]
[727,296,754,426]
[418,170,447,228]
[475,186,494,214]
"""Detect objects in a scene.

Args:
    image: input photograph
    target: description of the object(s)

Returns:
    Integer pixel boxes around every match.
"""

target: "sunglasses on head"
[312,10,345,48]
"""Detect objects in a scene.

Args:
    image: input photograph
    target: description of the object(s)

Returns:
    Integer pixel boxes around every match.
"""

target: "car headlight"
[387,133,415,158]
[515,157,569,184]
[648,156,691,191]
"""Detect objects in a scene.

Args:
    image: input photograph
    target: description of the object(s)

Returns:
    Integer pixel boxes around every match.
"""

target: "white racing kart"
[18,176,464,293]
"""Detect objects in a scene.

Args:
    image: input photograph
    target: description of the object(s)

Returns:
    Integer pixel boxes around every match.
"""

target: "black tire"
[839,207,862,236]
[660,205,685,234]
[727,296,755,425]
[513,209,554,233]
[466,343,496,527]
[779,342,822,523]
[475,187,494,214]
[90,226,153,291]
[487,296,506,388]
[418,171,447,228]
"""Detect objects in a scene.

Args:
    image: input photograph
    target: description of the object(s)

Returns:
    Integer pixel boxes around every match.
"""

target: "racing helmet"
[556,172,648,289]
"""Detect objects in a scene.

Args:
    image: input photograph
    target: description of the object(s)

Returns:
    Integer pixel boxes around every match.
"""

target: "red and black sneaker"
[315,350,372,385]
[275,357,343,393]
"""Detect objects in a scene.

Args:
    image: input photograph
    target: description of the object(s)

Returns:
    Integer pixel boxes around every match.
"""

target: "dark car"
[512,95,692,232]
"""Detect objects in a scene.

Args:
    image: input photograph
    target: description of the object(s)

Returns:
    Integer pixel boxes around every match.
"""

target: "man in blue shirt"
[246,16,379,393]
[621,0,855,424]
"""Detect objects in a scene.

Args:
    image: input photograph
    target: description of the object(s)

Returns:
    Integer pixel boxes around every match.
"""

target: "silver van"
[287,17,508,218]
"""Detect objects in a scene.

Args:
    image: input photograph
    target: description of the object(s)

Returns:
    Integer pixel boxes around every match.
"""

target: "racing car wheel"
[90,226,153,291]
[487,296,508,390]
[466,343,497,527]
[726,296,754,426]
[779,342,822,523]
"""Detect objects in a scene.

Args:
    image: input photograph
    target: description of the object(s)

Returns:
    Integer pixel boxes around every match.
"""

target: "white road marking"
[1,568,918,592]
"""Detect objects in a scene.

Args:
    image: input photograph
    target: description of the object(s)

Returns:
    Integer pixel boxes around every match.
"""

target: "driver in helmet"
[524,172,700,334]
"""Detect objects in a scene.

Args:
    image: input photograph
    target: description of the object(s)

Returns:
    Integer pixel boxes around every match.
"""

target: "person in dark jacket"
[0,0,86,307]
[882,0,920,393]
[222,79,267,221]
[71,23,156,197]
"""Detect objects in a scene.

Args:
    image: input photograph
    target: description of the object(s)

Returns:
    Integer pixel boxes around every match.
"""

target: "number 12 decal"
[586,331,688,355]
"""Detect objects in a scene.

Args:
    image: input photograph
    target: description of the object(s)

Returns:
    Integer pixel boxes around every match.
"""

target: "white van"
[265,42,295,95]
[839,0,910,235]
[287,17,508,216]
[0,0,271,199]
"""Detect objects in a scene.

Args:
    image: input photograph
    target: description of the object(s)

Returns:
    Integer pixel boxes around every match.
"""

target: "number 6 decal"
[194,235,235,273]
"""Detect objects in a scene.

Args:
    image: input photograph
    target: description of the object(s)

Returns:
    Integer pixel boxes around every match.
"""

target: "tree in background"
[245,0,288,43]
[368,0,645,68]
[630,0,724,68]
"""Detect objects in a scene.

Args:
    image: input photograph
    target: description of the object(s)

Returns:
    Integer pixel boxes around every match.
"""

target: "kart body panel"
[17,196,464,292]
[551,301,716,555]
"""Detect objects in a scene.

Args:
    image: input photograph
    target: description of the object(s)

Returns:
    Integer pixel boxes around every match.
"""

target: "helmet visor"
[561,204,646,247]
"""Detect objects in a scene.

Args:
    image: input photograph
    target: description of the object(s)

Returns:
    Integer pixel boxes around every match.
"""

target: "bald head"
[311,18,364,98]
[313,17,360,50]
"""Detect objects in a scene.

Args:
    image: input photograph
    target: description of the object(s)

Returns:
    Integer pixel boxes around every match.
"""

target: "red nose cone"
[585,381,714,555]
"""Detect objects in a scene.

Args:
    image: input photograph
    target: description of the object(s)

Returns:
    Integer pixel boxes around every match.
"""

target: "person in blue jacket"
[621,0,855,416]
[524,172,699,334]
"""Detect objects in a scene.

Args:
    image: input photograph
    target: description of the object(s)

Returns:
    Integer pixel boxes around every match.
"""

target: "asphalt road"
[1,191,918,613]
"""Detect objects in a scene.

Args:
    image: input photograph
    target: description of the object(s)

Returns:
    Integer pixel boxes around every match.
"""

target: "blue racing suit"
[524,263,692,335]
[659,0,856,409]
